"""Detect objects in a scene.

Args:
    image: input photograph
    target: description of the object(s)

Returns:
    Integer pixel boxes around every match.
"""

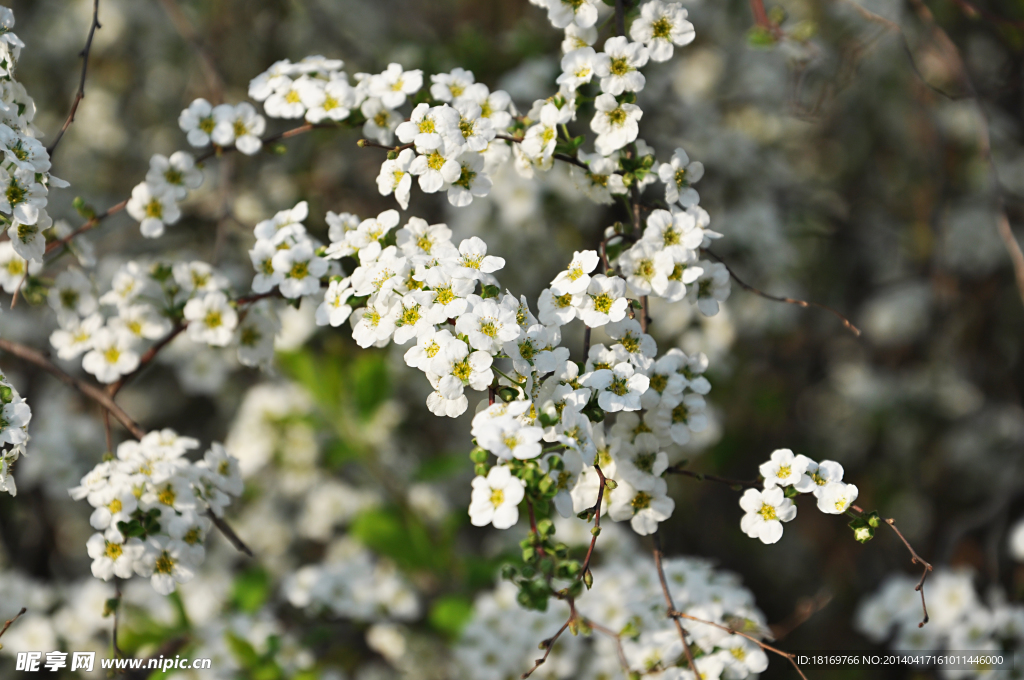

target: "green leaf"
[232,567,272,613]
[480,284,500,299]
[350,506,442,573]
[352,353,390,417]
[747,25,777,48]
[429,595,474,638]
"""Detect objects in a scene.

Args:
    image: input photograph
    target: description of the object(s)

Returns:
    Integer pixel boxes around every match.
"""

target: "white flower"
[419,267,474,318]
[573,274,626,327]
[50,312,103,360]
[198,442,244,496]
[794,459,845,497]
[211,103,266,154]
[629,0,696,62]
[658,147,704,206]
[720,635,769,675]
[377,148,415,210]
[87,483,137,530]
[759,449,810,489]
[236,308,279,368]
[614,432,668,491]
[548,249,599,296]
[145,151,203,200]
[688,261,732,316]
[396,103,458,151]
[47,268,96,321]
[86,530,139,580]
[505,324,568,375]
[591,93,642,156]
[606,318,657,370]
[82,328,140,384]
[173,260,228,295]
[562,23,598,53]
[183,291,238,347]
[409,143,462,194]
[619,240,674,296]
[430,67,475,102]
[135,536,196,595]
[557,47,598,91]
[253,200,309,241]
[461,83,513,131]
[0,240,39,292]
[126,182,180,238]
[608,477,674,535]
[369,63,423,109]
[111,304,173,342]
[351,297,399,348]
[477,416,545,461]
[299,75,355,123]
[429,336,493,397]
[594,36,649,95]
[392,291,446,345]
[397,217,455,262]
[263,78,307,119]
[544,449,584,518]
[573,151,627,204]
[455,296,521,353]
[361,98,400,145]
[8,214,46,262]
[448,236,505,281]
[271,242,328,298]
[405,328,453,371]
[584,361,649,412]
[817,482,859,515]
[425,371,469,418]
[543,0,600,29]
[537,287,580,327]
[447,151,492,207]
[739,487,796,544]
[1010,520,1024,561]
[178,98,216,147]
[316,278,354,327]
[452,102,496,152]
[648,391,708,445]
[469,465,525,530]
[640,353,686,410]
[249,239,282,293]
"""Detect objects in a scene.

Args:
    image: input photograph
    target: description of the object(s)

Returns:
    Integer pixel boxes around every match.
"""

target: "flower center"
[652,17,673,39]
[103,347,121,364]
[489,488,504,507]
[144,199,163,220]
[758,503,778,521]
[631,491,652,511]
[104,541,123,560]
[154,551,175,574]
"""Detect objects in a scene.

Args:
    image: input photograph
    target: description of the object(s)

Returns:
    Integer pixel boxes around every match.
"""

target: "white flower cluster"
[856,568,1024,675]
[739,449,858,544]
[47,258,273,383]
[458,547,769,679]
[0,7,68,265]
[125,150,203,238]
[0,369,30,497]
[69,429,243,594]
[284,538,420,623]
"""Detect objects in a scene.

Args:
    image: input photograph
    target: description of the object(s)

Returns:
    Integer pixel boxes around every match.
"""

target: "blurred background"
[0,0,1023,678]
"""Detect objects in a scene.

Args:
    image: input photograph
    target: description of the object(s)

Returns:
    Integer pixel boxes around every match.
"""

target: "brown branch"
[356,139,413,152]
[108,324,186,397]
[156,0,224,101]
[46,122,334,259]
[665,465,759,489]
[47,0,101,156]
[948,0,1024,30]
[668,608,809,680]
[205,509,253,557]
[0,338,144,439]
[614,0,626,36]
[769,589,833,640]
[583,619,631,675]
[579,465,606,576]
[653,534,699,673]
[522,599,576,678]
[705,249,861,336]
[852,505,932,627]
[0,607,26,643]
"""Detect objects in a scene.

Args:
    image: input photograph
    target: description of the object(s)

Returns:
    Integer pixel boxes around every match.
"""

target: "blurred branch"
[769,590,833,640]
[614,0,626,37]
[47,0,101,156]
[0,607,26,644]
[521,599,576,678]
[903,0,1024,312]
[0,338,145,439]
[156,0,224,101]
[206,509,253,557]
[664,464,759,489]
[653,533,699,673]
[948,0,1024,30]
[45,123,339,259]
[705,249,862,336]
[668,607,810,680]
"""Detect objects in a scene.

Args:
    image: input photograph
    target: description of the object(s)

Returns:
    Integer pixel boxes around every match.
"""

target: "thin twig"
[664,465,759,489]
[579,465,606,576]
[653,533,699,673]
[583,619,631,675]
[668,609,809,680]
[156,0,224,100]
[522,599,576,678]
[205,509,253,557]
[0,607,26,642]
[108,324,186,397]
[48,0,101,156]
[706,249,861,336]
[769,590,833,640]
[852,504,932,627]
[614,0,626,36]
[0,338,144,439]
